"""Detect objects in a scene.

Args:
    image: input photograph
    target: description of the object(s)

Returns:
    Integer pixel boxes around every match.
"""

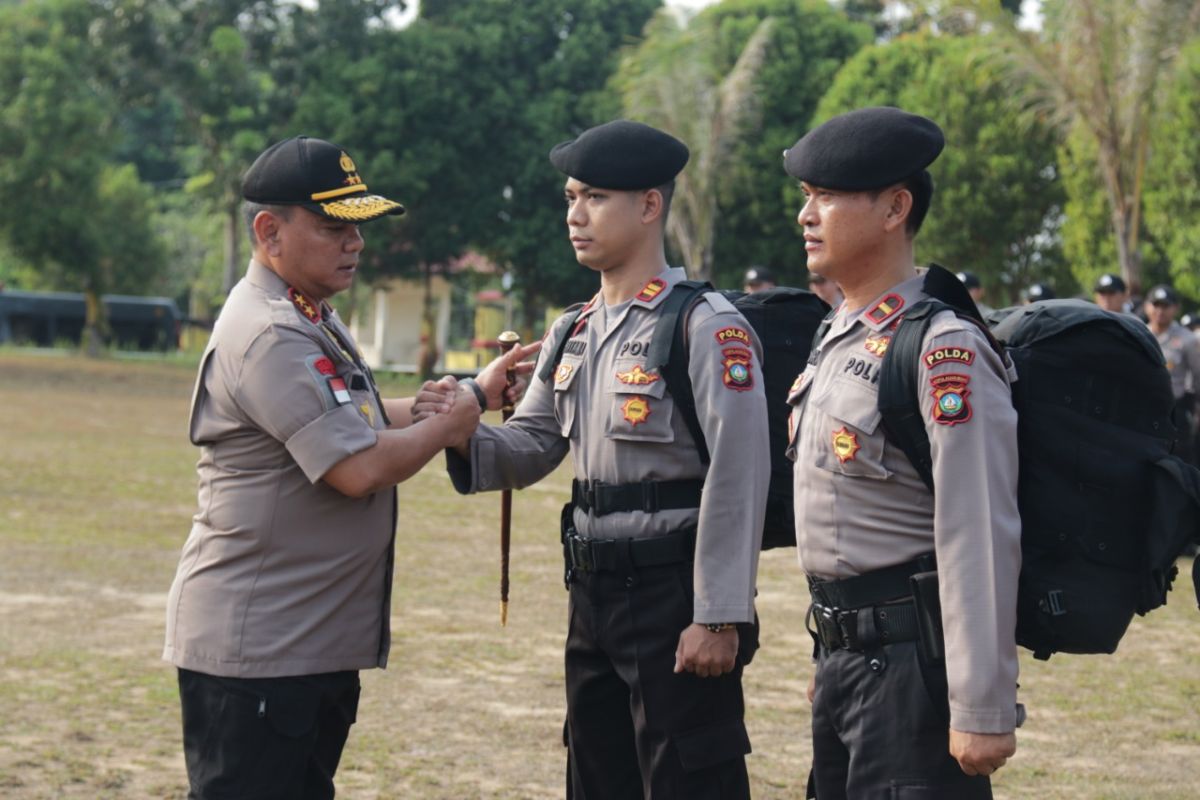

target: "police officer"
[806,271,844,309]
[1145,285,1200,464]
[743,265,777,293]
[440,120,770,798]
[1094,273,1132,313]
[782,107,1021,798]
[163,136,529,799]
[1021,282,1054,303]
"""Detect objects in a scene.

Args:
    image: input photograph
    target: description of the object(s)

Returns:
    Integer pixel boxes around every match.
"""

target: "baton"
[497,330,521,626]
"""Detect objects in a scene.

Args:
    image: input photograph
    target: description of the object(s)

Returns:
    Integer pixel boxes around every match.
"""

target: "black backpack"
[543,280,829,550]
[877,266,1200,660]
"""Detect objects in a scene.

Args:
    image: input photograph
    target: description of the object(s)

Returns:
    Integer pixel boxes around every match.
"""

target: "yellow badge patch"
[616,365,660,385]
[359,403,375,426]
[864,334,891,357]
[621,396,652,426]
[555,363,574,384]
[636,279,667,303]
[832,426,861,463]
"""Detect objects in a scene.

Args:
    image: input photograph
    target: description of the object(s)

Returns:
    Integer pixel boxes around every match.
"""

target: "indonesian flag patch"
[329,376,352,405]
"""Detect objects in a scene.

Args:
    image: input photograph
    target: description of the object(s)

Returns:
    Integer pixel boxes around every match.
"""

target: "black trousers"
[564,557,755,800]
[177,668,361,800]
[810,642,991,800]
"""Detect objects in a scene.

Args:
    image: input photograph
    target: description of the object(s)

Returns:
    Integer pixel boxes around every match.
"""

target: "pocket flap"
[674,719,751,772]
[811,376,882,434]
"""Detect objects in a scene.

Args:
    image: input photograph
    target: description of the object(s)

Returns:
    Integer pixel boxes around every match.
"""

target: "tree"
[814,32,1068,303]
[615,11,776,282]
[0,0,165,353]
[1143,36,1200,299]
[966,0,1200,295]
[681,0,872,288]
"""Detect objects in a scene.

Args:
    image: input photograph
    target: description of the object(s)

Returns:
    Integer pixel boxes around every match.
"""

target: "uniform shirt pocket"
[605,358,674,443]
[810,376,890,479]
[552,354,584,437]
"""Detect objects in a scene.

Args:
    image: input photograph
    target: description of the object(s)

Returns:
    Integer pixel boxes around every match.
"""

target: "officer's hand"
[949,729,1016,777]
[412,377,458,423]
[674,623,738,678]
[474,341,542,410]
[443,386,482,448]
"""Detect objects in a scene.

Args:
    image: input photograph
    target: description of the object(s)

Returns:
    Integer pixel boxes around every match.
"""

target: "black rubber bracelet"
[461,377,488,412]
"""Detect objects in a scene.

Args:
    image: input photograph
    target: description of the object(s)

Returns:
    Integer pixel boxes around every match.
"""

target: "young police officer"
[443,120,770,798]
[782,108,1022,798]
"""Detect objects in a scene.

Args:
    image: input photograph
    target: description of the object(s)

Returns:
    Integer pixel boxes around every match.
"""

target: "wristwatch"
[704,623,736,633]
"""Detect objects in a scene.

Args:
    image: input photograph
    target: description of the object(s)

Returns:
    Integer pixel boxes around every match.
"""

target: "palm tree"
[615,12,775,282]
[971,0,1200,295]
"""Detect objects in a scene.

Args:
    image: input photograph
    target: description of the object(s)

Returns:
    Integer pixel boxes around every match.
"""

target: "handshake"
[411,340,542,450]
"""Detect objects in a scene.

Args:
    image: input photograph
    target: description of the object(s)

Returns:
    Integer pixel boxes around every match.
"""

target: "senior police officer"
[163,136,532,800]
[782,107,1021,798]
[438,120,770,798]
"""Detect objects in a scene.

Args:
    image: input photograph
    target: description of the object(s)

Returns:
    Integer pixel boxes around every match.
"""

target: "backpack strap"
[536,301,588,384]
[644,280,714,464]
[876,266,1005,493]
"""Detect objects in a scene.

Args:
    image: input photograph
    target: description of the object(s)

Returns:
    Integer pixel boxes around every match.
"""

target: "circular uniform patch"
[832,426,860,463]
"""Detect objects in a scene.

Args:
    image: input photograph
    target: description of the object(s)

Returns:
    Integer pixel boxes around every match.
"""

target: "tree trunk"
[418,263,439,379]
[1112,200,1142,296]
[82,287,108,358]
[222,203,241,296]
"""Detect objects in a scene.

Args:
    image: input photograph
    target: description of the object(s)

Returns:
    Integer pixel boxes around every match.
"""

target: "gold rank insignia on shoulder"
[865,293,905,326]
[616,365,660,385]
[636,278,666,302]
[288,288,321,323]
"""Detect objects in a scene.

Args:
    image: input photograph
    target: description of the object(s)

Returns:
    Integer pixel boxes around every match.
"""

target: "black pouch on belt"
[909,570,945,666]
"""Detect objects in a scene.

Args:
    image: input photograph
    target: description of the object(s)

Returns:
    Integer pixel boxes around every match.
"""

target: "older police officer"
[782,108,1021,798]
[163,136,531,800]
[438,120,770,799]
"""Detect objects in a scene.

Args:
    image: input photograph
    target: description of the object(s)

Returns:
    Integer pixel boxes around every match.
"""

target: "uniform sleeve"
[1186,334,1200,393]
[447,318,572,494]
[236,327,378,484]
[918,318,1021,733]
[685,300,770,624]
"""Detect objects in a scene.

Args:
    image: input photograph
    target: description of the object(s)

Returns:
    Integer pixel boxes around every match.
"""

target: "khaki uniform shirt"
[786,274,1022,733]
[164,260,395,678]
[1155,321,1200,399]
[448,268,770,624]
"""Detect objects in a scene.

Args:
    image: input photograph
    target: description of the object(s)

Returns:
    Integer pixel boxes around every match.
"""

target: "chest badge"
[832,426,861,463]
[864,334,891,357]
[930,374,972,426]
[621,396,652,426]
[359,402,375,426]
[616,365,660,385]
[555,363,574,384]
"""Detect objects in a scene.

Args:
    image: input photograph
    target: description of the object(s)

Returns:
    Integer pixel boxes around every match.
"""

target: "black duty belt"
[564,528,696,574]
[809,600,921,652]
[806,553,936,653]
[571,478,703,517]
[806,553,935,610]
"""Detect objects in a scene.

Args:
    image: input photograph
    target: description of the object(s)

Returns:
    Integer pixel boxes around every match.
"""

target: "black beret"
[783,106,944,190]
[956,270,981,290]
[242,136,404,223]
[1148,285,1180,305]
[549,120,689,190]
[1094,273,1127,293]
[744,266,775,285]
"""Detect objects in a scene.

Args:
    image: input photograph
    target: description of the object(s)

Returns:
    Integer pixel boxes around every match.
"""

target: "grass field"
[1,349,1198,799]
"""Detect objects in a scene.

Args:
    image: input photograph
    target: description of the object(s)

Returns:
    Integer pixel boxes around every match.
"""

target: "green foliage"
[693,0,872,289]
[815,32,1068,304]
[1144,37,1200,299]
